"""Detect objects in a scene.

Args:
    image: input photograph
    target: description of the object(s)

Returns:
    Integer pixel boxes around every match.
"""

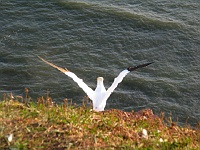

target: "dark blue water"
[0,0,200,126]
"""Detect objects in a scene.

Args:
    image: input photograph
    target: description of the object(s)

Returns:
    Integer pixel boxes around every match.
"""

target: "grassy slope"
[0,98,199,150]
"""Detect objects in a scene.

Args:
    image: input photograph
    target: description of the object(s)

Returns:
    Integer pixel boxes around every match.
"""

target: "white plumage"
[38,56,152,111]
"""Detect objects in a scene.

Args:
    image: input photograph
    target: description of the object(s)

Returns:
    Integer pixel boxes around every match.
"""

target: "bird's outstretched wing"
[102,69,130,103]
[38,56,94,100]
[38,56,69,73]
[102,62,153,104]
[127,62,153,71]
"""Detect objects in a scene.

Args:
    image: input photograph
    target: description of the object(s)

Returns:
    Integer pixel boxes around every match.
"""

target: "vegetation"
[0,91,199,149]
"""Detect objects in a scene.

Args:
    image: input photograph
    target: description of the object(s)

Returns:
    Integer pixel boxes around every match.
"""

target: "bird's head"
[97,77,104,85]
[97,77,104,81]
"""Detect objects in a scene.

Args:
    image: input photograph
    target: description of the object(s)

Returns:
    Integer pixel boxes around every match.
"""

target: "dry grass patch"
[0,96,199,149]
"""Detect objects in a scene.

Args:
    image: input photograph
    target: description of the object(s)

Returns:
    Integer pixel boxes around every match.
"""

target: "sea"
[1,0,199,126]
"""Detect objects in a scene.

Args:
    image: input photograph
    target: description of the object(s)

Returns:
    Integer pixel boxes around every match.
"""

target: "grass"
[0,91,199,149]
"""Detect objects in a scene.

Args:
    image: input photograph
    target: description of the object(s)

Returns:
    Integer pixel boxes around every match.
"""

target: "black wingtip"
[127,62,154,71]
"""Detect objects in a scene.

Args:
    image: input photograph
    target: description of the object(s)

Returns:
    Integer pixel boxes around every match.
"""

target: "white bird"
[38,56,153,111]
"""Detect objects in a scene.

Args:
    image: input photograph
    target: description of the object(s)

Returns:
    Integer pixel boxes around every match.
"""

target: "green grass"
[0,93,199,149]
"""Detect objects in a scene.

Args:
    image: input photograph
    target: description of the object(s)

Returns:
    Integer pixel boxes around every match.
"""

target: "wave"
[56,0,182,29]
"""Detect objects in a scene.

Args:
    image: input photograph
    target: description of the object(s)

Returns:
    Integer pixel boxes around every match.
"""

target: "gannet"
[38,56,153,111]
